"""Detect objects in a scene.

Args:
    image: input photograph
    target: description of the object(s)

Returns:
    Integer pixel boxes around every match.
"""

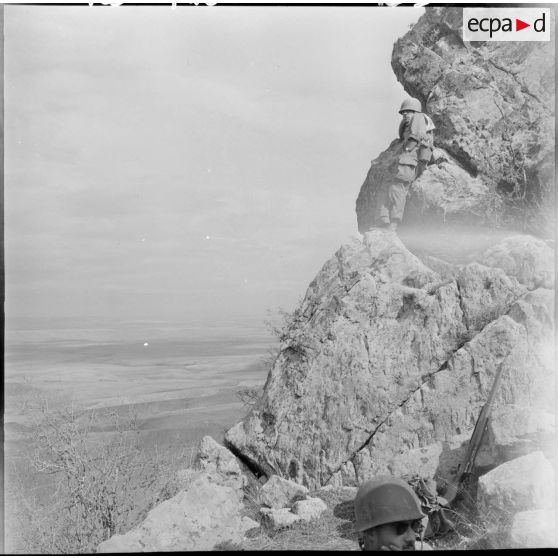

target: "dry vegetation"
[5,305,513,554]
[4,399,189,554]
[5,397,505,553]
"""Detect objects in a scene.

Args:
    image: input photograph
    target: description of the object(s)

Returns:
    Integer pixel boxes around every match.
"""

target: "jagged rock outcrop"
[98,437,253,553]
[97,471,247,553]
[225,231,554,490]
[356,7,555,235]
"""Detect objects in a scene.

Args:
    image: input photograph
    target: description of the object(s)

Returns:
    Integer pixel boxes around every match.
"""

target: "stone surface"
[454,262,524,333]
[158,466,199,502]
[160,437,247,502]
[97,471,246,553]
[405,157,496,229]
[260,507,300,530]
[195,435,246,492]
[477,452,555,517]
[258,475,309,509]
[240,516,260,533]
[477,235,554,290]
[510,509,558,548]
[476,405,555,468]
[225,232,554,489]
[292,497,328,522]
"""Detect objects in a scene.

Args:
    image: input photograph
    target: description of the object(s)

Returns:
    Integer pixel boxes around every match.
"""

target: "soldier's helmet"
[354,476,424,532]
[399,98,422,114]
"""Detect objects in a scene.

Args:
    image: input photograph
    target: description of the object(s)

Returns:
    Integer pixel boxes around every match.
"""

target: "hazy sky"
[5,5,423,327]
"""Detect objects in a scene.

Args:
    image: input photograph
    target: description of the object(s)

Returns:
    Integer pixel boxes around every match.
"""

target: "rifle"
[444,358,509,504]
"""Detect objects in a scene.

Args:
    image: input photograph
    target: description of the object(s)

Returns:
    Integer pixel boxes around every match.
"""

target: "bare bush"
[236,387,262,410]
[6,402,170,554]
[264,307,298,344]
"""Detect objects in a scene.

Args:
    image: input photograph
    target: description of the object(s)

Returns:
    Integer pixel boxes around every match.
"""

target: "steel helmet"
[399,98,422,114]
[354,477,424,532]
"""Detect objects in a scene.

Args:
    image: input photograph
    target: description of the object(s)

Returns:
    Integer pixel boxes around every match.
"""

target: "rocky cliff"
[225,7,555,491]
[225,230,554,490]
[356,7,554,236]
[96,7,555,552]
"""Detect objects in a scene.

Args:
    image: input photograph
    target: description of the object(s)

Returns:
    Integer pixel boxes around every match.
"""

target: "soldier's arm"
[398,120,406,140]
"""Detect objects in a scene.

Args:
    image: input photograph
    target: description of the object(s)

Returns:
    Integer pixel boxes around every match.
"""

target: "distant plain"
[5,320,274,458]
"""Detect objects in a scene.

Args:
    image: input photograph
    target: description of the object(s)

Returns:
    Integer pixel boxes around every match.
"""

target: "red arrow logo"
[516,18,530,31]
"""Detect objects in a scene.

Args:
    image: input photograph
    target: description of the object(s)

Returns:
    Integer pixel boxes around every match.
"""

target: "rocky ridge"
[97,7,555,552]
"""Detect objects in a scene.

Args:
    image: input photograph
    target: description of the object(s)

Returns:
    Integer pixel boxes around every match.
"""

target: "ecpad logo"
[463,8,550,42]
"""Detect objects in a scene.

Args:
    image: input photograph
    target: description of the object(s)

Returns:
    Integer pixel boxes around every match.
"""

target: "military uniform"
[378,112,429,226]
[377,99,435,229]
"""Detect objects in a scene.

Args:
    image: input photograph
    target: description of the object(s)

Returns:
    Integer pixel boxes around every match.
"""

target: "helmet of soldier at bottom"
[354,476,424,532]
[399,97,422,114]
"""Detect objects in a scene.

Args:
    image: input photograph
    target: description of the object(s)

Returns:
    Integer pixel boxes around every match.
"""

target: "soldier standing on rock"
[354,476,433,551]
[377,98,435,232]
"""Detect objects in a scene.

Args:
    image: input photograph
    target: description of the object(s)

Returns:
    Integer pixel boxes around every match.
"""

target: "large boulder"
[477,452,555,517]
[292,497,328,522]
[97,471,248,553]
[475,405,555,469]
[403,157,495,229]
[510,509,558,548]
[259,475,309,509]
[225,232,554,489]
[99,437,253,552]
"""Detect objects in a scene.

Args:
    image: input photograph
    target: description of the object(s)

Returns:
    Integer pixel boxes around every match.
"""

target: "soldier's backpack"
[418,114,435,164]
[405,475,456,540]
